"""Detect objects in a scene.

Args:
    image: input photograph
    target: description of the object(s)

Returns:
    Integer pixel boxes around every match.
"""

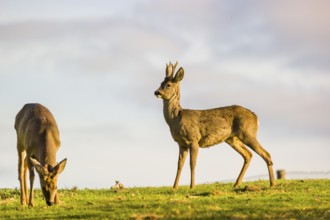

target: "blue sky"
[0,0,329,188]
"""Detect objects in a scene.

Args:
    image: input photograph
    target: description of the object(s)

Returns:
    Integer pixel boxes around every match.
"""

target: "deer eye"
[166,84,171,88]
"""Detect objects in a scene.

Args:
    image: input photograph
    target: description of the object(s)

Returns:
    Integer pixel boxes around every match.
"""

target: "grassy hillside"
[1,179,329,219]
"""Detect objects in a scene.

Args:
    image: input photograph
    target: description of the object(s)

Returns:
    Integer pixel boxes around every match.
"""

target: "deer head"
[30,157,67,206]
[154,61,184,100]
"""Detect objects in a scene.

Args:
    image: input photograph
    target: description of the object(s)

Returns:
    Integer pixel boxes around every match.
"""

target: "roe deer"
[154,62,275,189]
[15,103,67,206]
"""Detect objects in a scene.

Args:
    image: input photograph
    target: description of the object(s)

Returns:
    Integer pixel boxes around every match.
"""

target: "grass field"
[0,179,329,219]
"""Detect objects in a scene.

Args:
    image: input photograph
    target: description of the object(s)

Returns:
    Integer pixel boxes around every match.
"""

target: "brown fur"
[15,103,67,206]
[155,62,275,189]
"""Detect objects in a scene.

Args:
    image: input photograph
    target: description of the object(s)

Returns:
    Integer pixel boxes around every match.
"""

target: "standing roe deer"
[154,62,275,189]
[15,103,67,206]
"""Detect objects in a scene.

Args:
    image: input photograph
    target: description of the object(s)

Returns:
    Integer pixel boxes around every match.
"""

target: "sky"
[0,0,329,189]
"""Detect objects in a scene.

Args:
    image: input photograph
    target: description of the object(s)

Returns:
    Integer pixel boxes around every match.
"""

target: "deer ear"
[30,157,45,175]
[173,67,184,83]
[53,158,67,175]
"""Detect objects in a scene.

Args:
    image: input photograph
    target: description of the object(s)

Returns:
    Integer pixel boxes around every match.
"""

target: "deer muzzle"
[154,90,162,98]
[46,200,54,206]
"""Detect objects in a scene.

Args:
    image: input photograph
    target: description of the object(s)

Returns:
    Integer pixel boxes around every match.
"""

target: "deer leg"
[23,158,29,204]
[189,143,199,189]
[18,149,27,206]
[242,136,276,187]
[173,146,188,190]
[27,159,35,207]
[226,137,253,187]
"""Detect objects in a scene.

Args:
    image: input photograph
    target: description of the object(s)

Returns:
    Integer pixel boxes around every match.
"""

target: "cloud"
[0,0,141,23]
[261,1,330,40]
[256,1,330,71]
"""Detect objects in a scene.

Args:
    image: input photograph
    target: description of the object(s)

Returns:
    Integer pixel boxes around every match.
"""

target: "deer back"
[15,103,60,166]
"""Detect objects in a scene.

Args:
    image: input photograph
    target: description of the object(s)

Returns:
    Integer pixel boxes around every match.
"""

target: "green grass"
[1,179,329,219]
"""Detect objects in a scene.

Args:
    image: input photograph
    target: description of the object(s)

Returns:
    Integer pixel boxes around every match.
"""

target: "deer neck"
[163,90,182,125]
[39,133,57,167]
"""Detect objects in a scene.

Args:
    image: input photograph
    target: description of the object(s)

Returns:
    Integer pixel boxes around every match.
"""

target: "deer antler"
[166,61,179,78]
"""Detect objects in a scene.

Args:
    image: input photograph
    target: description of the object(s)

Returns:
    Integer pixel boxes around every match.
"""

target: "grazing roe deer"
[154,62,275,189]
[15,103,67,206]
